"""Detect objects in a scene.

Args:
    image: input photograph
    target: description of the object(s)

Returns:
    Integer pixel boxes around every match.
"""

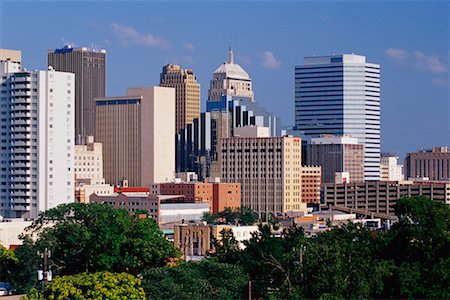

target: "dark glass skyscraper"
[48,46,106,139]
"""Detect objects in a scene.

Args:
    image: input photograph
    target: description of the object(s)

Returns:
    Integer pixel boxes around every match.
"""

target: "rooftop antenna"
[229,31,234,64]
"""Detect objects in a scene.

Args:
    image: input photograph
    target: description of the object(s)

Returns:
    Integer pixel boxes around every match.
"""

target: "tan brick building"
[301,166,321,204]
[219,135,306,215]
[160,64,200,132]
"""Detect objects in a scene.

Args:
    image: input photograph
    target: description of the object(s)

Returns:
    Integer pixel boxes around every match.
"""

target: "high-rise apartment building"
[295,54,380,181]
[307,135,364,183]
[208,47,254,103]
[0,51,75,219]
[404,147,450,180]
[219,132,307,215]
[160,64,200,132]
[95,86,175,187]
[48,46,106,139]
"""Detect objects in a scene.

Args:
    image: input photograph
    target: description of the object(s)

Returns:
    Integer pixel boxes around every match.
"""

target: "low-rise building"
[322,181,450,216]
[152,181,241,214]
[74,136,104,185]
[301,166,321,204]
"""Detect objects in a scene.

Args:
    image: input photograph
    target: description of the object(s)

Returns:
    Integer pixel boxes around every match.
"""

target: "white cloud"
[413,51,447,74]
[110,22,169,49]
[184,43,195,51]
[385,48,407,60]
[385,48,448,74]
[432,77,449,88]
[260,51,281,69]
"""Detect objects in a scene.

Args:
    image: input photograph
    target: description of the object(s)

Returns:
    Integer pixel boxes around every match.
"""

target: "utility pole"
[37,248,52,292]
[248,280,252,300]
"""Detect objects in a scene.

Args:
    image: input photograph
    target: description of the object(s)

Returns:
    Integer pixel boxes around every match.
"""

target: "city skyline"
[1,1,448,161]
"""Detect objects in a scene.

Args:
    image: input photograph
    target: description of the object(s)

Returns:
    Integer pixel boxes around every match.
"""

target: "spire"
[228,46,234,64]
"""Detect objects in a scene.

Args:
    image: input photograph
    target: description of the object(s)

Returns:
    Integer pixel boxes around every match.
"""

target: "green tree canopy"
[0,245,18,282]
[23,272,145,300]
[142,259,249,300]
[13,203,179,293]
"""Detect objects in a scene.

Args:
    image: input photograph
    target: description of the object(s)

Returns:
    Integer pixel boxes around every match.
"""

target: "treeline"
[1,196,449,299]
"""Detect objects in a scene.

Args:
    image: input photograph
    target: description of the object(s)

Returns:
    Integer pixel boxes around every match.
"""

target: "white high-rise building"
[0,50,75,219]
[208,47,254,103]
[295,54,381,181]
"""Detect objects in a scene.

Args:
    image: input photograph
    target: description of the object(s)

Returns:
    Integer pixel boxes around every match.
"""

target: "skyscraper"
[96,86,175,187]
[208,47,254,103]
[1,51,75,219]
[295,54,380,181]
[48,45,106,139]
[160,64,200,133]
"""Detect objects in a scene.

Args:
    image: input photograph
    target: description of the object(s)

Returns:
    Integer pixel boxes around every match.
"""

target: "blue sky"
[1,1,449,161]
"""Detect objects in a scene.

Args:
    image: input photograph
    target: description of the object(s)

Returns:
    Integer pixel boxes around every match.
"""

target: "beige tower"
[160,64,200,132]
[219,131,306,216]
[96,86,175,187]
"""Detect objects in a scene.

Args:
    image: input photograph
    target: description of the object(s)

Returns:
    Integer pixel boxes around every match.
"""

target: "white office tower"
[295,54,380,181]
[208,47,254,103]
[0,50,75,219]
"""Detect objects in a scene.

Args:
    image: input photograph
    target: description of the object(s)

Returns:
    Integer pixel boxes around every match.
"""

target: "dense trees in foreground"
[1,196,449,299]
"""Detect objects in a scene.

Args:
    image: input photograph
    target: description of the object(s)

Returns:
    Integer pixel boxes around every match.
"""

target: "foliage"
[202,206,258,225]
[212,228,240,263]
[0,245,18,282]
[142,259,249,300]
[212,196,450,299]
[12,203,179,293]
[22,272,145,300]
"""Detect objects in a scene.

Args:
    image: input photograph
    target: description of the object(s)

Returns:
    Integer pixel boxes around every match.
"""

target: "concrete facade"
[0,60,75,219]
[380,154,403,181]
[404,147,450,181]
[322,181,450,215]
[74,136,103,185]
[96,86,175,187]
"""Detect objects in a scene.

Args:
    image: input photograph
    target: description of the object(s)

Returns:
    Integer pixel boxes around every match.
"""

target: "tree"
[0,245,18,282]
[203,207,258,225]
[23,272,145,300]
[141,259,249,300]
[212,228,240,263]
[378,196,450,298]
[14,203,179,291]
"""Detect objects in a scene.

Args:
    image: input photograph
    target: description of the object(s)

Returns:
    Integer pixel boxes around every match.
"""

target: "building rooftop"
[213,47,250,80]
[49,45,106,54]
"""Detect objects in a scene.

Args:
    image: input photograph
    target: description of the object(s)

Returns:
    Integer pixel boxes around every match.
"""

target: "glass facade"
[295,54,380,181]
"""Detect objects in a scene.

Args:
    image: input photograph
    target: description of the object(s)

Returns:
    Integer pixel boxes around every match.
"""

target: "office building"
[48,46,106,138]
[0,54,75,219]
[219,133,306,215]
[295,54,380,180]
[153,181,241,213]
[96,86,175,187]
[380,153,403,181]
[160,64,200,133]
[177,96,283,178]
[74,136,103,185]
[307,135,364,183]
[404,147,450,180]
[323,181,450,216]
[208,47,254,103]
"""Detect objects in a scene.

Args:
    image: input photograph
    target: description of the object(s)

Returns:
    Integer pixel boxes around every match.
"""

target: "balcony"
[11,162,31,168]
[12,91,32,97]
[11,119,32,126]
[11,97,32,105]
[10,112,31,119]
[11,133,31,140]
[11,126,30,133]
[11,83,31,90]
[11,140,31,147]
